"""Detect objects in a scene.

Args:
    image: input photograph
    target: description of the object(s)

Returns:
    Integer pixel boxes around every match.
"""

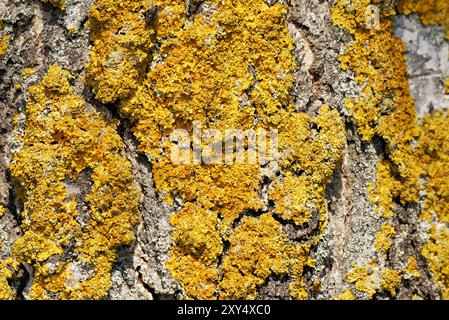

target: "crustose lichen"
[9,65,140,299]
[86,0,346,299]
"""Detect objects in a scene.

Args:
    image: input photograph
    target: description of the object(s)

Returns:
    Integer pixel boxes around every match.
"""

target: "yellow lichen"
[165,203,222,299]
[144,0,343,298]
[289,246,315,300]
[405,257,420,278]
[332,0,421,208]
[398,0,449,39]
[0,259,17,300]
[0,205,4,218]
[381,268,402,297]
[347,263,379,299]
[333,1,449,298]
[153,161,264,237]
[347,262,402,298]
[271,105,346,226]
[219,214,294,300]
[336,289,355,300]
[86,0,345,299]
[369,161,401,218]
[67,27,79,35]
[152,0,187,40]
[0,35,9,58]
[375,222,395,256]
[422,225,449,299]
[417,110,449,224]
[21,68,36,79]
[86,0,154,104]
[167,211,314,300]
[0,20,8,58]
[9,65,140,299]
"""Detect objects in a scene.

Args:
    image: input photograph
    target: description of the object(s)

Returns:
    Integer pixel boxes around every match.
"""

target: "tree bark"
[0,0,448,300]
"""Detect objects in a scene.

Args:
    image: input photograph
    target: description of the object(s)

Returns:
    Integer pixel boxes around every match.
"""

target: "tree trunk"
[0,0,448,300]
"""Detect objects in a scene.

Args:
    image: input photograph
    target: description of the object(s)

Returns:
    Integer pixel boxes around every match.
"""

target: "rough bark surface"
[0,0,448,300]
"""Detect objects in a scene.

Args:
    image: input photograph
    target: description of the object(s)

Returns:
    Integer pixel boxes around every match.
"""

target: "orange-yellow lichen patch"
[120,0,297,152]
[375,222,395,256]
[399,0,449,38]
[87,0,346,299]
[165,203,222,299]
[381,268,402,297]
[347,262,402,298]
[269,173,317,226]
[153,160,264,237]
[336,289,355,300]
[289,243,315,300]
[407,112,449,293]
[333,1,449,298]
[167,211,313,300]
[86,0,154,104]
[422,225,449,299]
[145,1,344,298]
[405,257,420,278]
[0,259,17,300]
[0,35,9,58]
[0,19,9,58]
[332,0,421,206]
[347,263,379,299]
[271,105,345,226]
[369,161,401,218]
[21,68,36,79]
[152,0,187,40]
[9,65,140,299]
[0,205,5,218]
[417,110,449,224]
[219,214,305,300]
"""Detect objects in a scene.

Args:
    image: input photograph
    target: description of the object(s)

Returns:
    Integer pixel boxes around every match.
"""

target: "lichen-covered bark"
[0,0,448,300]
